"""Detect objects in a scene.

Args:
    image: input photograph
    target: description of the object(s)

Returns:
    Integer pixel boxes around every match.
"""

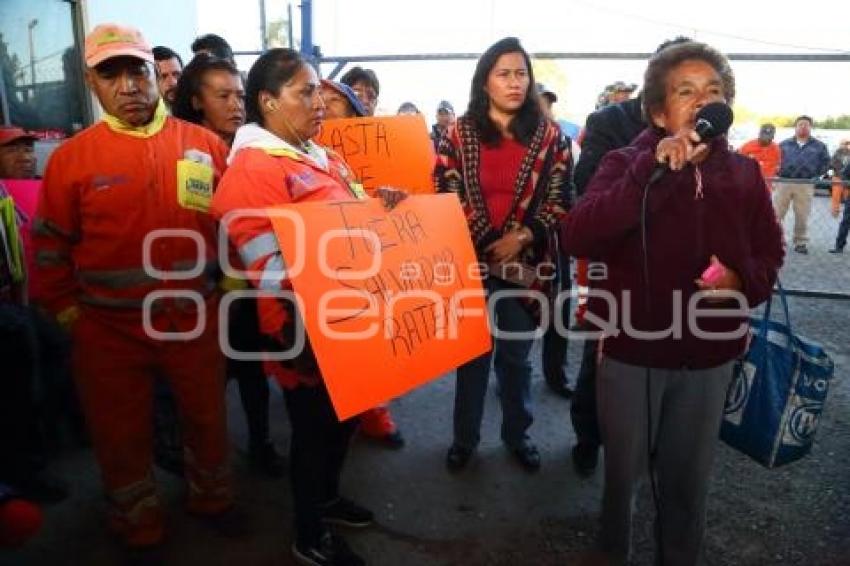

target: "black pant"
[284,384,357,546]
[227,298,271,447]
[0,304,45,484]
[835,198,850,250]
[570,337,601,448]
[542,254,571,386]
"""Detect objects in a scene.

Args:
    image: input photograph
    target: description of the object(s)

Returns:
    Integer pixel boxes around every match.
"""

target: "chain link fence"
[769,178,849,298]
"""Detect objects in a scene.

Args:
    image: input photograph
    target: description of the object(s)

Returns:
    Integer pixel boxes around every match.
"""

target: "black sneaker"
[829,247,844,254]
[248,441,285,478]
[445,444,473,472]
[292,532,365,566]
[320,497,374,528]
[571,442,600,477]
[794,244,808,254]
[511,441,541,472]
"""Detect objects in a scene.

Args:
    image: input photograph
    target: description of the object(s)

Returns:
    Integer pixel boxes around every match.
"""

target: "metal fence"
[770,178,849,299]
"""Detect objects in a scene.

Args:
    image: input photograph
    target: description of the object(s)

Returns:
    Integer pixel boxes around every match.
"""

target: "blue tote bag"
[720,283,835,468]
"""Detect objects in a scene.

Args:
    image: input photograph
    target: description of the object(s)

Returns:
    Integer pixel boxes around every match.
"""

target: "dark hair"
[244,48,305,125]
[795,115,813,126]
[466,37,542,145]
[654,35,692,55]
[642,41,735,125]
[152,46,183,68]
[191,33,234,61]
[339,66,380,96]
[397,101,419,114]
[171,54,240,125]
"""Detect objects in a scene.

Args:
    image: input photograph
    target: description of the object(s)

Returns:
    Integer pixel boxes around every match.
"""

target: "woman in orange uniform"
[212,48,403,566]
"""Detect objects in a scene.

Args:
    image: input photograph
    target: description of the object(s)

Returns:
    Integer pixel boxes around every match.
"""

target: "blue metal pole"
[300,0,313,59]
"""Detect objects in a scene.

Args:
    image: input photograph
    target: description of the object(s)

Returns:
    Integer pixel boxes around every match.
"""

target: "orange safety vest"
[211,143,364,388]
[33,117,229,330]
[739,140,781,186]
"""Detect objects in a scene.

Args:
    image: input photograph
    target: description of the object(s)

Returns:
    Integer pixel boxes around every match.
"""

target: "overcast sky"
[199,0,850,126]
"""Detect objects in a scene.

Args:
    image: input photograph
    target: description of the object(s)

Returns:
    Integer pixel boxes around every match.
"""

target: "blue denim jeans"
[453,278,536,449]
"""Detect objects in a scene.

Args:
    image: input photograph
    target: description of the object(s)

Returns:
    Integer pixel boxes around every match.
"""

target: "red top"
[479,137,526,228]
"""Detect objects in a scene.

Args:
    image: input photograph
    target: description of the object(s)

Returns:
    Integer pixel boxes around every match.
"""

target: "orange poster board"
[269,194,490,420]
[315,115,435,196]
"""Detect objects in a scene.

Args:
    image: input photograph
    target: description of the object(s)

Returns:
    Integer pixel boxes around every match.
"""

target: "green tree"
[816,115,850,129]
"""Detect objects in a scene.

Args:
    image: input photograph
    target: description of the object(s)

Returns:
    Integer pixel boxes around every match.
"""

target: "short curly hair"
[642,41,735,125]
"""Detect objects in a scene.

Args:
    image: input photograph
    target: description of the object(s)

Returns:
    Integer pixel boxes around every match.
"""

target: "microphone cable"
[640,167,664,565]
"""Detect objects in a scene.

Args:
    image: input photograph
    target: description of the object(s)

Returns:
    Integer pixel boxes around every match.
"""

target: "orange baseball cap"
[84,23,153,68]
[0,126,37,146]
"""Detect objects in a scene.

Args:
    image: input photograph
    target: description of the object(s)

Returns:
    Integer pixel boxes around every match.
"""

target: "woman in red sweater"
[434,37,571,472]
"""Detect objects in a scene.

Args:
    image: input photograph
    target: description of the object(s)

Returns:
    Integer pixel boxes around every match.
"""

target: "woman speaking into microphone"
[561,42,783,565]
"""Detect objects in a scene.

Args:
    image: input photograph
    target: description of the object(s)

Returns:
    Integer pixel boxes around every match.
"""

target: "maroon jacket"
[560,128,784,369]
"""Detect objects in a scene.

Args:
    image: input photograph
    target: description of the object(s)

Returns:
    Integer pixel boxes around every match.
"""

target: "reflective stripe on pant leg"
[106,474,164,547]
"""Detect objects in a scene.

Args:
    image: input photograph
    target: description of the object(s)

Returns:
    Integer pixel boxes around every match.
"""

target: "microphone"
[648,102,734,185]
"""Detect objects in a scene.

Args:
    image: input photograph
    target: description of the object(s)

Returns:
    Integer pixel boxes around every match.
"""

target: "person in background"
[431,100,455,148]
[738,123,781,190]
[829,139,850,175]
[172,54,246,146]
[33,24,240,554]
[340,66,379,116]
[169,53,285,477]
[829,159,850,253]
[562,41,783,565]
[320,80,367,120]
[606,81,637,105]
[212,48,402,566]
[0,127,37,179]
[397,101,420,115]
[533,82,575,399]
[775,115,830,254]
[1,179,68,506]
[339,65,407,450]
[191,33,236,65]
[435,37,570,473]
[152,46,183,111]
[536,83,556,119]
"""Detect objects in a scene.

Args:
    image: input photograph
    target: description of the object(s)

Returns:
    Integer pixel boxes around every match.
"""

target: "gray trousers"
[597,356,734,566]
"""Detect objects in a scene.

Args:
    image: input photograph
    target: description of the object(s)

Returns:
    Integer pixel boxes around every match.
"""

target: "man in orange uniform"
[33,24,235,551]
[739,123,781,191]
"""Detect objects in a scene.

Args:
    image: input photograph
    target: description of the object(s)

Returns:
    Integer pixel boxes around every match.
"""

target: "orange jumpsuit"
[33,115,231,546]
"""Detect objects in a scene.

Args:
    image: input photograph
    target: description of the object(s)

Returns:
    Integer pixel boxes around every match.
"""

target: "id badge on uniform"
[177,159,214,212]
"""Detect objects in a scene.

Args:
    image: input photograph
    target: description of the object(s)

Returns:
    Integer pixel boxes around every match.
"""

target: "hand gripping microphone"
[648,102,734,185]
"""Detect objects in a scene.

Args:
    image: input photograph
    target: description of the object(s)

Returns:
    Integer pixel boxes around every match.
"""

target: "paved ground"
[777,193,849,294]
[2,294,848,566]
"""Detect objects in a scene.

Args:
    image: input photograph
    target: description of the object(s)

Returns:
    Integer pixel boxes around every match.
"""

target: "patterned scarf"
[455,116,547,247]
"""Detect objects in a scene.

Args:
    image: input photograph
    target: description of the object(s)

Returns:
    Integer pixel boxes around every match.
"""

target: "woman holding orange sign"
[212,48,404,566]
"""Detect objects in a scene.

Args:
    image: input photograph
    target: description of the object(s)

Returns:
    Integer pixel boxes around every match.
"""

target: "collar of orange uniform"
[101,98,167,138]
